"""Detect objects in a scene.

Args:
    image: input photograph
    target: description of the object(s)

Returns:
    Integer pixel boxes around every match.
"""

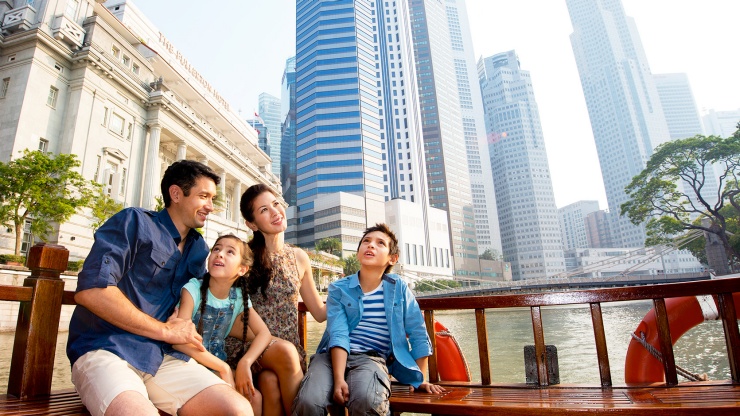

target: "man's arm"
[75,287,204,347]
[74,209,204,349]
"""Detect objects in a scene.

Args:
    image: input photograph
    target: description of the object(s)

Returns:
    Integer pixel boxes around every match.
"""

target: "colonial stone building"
[0,0,279,259]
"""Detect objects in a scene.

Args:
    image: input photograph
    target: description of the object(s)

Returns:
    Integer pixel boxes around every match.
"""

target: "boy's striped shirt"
[349,284,390,357]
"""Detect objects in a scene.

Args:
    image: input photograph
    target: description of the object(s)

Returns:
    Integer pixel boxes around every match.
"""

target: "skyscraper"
[478,50,565,280]
[443,0,503,257]
[408,0,479,277]
[558,200,600,250]
[653,73,718,210]
[280,57,297,207]
[703,108,740,138]
[566,0,671,248]
[294,0,431,251]
[258,92,282,177]
[653,74,703,141]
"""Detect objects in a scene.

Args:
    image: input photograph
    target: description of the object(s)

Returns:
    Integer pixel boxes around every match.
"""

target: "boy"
[292,223,444,415]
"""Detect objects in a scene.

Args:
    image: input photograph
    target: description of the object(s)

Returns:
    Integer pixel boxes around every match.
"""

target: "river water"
[0,299,731,392]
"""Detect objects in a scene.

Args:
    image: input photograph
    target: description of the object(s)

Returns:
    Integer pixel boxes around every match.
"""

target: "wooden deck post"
[7,243,69,399]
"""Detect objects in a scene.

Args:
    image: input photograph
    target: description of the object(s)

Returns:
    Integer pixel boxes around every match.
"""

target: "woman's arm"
[295,247,327,322]
[229,309,272,398]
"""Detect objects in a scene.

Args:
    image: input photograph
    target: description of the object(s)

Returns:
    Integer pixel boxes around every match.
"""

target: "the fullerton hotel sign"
[157,32,230,111]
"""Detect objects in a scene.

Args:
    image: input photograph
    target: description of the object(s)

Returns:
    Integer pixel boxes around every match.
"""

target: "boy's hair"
[197,234,252,350]
[358,223,400,274]
[160,160,220,207]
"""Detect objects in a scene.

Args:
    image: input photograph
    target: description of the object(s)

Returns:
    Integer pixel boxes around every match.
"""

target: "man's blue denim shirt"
[66,208,208,375]
[315,273,433,387]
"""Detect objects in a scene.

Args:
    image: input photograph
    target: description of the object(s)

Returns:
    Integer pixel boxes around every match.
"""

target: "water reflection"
[0,300,731,392]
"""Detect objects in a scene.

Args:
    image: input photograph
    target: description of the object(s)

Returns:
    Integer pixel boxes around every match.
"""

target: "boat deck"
[389,382,740,415]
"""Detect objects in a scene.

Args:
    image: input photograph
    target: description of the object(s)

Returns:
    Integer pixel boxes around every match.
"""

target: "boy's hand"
[413,382,446,394]
[333,379,349,405]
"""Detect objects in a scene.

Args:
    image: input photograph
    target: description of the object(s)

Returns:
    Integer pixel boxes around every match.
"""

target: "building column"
[199,156,209,165]
[232,181,242,223]
[142,123,162,210]
[176,142,187,161]
[219,170,227,218]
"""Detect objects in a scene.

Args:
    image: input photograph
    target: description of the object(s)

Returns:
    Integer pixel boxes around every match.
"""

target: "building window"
[0,78,9,98]
[102,106,109,126]
[94,156,101,182]
[132,63,140,75]
[103,161,119,196]
[47,86,59,108]
[111,45,120,59]
[109,113,125,135]
[64,0,79,19]
[121,55,130,66]
[119,167,127,196]
[38,138,49,152]
[21,219,33,255]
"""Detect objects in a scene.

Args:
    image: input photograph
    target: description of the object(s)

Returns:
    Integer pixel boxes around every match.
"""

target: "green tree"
[154,195,165,211]
[620,134,740,265]
[0,150,96,255]
[315,237,342,257]
[342,253,360,276]
[479,248,502,261]
[90,187,124,232]
[679,205,740,267]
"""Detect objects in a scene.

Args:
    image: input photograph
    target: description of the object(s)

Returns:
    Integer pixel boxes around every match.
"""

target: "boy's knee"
[291,394,326,416]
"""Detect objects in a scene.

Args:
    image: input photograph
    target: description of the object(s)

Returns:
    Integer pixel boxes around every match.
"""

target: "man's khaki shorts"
[71,349,226,416]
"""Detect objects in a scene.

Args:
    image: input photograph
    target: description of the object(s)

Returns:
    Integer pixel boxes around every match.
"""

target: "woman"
[225,183,327,416]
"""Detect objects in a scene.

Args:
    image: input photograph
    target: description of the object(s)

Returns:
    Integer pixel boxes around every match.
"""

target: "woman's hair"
[197,234,253,347]
[240,184,280,296]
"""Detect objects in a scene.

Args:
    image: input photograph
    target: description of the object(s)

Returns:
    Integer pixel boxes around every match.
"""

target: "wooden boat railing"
[298,275,740,414]
[1,243,739,414]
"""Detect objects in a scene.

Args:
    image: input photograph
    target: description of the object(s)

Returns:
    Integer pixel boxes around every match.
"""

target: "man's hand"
[164,312,204,350]
[332,379,349,405]
[412,382,446,394]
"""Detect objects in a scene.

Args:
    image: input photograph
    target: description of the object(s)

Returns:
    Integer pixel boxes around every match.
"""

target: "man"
[67,160,252,416]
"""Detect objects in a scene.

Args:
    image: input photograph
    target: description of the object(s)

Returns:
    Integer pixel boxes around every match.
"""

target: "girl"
[174,234,271,416]
[225,184,327,416]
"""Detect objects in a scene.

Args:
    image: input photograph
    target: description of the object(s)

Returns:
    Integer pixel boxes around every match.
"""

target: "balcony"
[51,14,85,49]
[1,4,36,34]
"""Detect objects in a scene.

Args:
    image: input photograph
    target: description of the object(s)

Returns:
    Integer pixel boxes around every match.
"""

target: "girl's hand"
[235,359,256,401]
[218,365,235,389]
[413,382,446,394]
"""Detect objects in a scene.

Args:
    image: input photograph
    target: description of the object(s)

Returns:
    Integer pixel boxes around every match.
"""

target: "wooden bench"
[299,277,740,415]
[0,243,89,415]
[2,242,739,415]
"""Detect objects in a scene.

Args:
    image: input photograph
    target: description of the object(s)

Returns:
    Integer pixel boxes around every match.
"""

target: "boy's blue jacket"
[315,272,433,387]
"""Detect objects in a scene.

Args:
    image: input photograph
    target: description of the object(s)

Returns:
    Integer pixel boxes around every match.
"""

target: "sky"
[132,0,740,211]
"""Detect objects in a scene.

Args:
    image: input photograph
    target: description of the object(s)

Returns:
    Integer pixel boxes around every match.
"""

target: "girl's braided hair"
[197,234,254,347]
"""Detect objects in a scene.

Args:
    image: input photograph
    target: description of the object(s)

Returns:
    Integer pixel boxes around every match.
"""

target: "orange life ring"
[434,320,471,382]
[624,292,740,383]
